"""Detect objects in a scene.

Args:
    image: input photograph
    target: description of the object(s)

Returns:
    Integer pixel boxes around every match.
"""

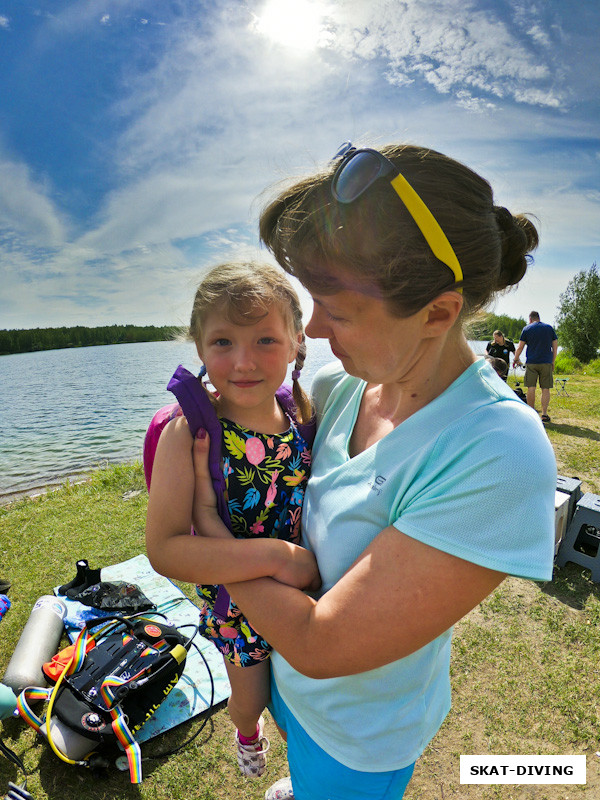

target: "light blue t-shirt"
[271,358,556,772]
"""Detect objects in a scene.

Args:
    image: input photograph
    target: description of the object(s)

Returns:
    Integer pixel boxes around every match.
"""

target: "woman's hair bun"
[494,206,539,290]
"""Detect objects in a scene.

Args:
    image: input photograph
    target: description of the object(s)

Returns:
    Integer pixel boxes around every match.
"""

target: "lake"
[0,338,491,503]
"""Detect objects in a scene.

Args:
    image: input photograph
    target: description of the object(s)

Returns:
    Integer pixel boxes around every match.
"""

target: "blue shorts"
[268,674,415,800]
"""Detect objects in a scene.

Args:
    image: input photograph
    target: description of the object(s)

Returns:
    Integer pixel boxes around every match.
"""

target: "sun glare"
[254,0,327,51]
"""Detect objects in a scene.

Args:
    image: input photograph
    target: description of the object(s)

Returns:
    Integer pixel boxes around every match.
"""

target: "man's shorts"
[525,363,554,389]
[268,673,415,800]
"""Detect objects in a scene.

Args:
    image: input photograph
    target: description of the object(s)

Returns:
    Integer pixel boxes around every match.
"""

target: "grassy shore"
[1,377,600,799]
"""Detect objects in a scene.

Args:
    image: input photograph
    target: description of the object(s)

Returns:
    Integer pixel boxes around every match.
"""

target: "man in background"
[513,311,558,423]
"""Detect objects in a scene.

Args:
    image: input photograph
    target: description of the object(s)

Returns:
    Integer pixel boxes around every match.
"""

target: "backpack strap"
[143,403,180,490]
[166,365,231,530]
[166,366,234,621]
[275,385,316,447]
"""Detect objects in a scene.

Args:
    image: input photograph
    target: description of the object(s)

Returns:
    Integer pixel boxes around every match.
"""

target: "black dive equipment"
[15,612,199,784]
[48,615,188,757]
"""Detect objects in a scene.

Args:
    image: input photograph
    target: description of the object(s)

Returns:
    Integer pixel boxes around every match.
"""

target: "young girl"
[145,262,320,779]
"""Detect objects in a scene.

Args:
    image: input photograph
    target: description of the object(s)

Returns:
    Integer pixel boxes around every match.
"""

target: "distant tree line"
[467,313,527,343]
[0,324,182,356]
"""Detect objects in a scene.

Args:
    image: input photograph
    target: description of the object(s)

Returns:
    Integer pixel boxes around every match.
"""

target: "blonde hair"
[188,261,312,424]
[259,144,539,319]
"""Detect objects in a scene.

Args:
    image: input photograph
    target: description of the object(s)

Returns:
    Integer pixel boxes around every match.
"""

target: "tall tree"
[556,262,600,362]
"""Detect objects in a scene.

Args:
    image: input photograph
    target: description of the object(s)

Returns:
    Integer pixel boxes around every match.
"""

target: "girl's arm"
[145,416,320,591]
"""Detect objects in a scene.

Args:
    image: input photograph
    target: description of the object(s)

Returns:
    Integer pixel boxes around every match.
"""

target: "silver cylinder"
[3,595,67,693]
[46,716,98,760]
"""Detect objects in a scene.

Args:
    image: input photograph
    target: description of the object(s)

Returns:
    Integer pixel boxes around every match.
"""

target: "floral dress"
[196,416,311,666]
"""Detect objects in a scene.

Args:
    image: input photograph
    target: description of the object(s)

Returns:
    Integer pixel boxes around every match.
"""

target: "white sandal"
[264,776,294,799]
[235,716,270,778]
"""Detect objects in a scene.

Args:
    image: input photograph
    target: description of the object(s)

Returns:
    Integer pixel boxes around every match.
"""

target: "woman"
[189,142,557,800]
[486,329,516,378]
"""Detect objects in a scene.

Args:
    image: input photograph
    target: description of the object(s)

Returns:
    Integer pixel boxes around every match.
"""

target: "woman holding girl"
[181,141,556,800]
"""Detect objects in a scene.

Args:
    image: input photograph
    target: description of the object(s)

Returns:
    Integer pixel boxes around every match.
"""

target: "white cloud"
[75,160,259,255]
[0,159,67,246]
[0,16,9,29]
[2,0,597,330]
[527,24,551,48]
[455,90,497,112]
[323,0,566,109]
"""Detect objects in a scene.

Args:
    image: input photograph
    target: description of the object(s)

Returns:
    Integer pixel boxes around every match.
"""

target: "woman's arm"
[226,530,504,678]
[145,416,320,590]
[187,429,504,679]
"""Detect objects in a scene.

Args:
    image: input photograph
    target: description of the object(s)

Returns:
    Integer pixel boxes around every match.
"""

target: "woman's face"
[305,289,426,383]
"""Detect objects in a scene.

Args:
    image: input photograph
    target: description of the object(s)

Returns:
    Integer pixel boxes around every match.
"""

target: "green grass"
[2,378,600,799]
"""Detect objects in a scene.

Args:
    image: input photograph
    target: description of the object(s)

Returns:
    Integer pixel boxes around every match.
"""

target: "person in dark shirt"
[513,311,558,422]
[485,330,515,378]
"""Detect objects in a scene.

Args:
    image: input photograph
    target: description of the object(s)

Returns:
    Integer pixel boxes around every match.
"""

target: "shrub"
[584,358,600,376]
[555,352,582,374]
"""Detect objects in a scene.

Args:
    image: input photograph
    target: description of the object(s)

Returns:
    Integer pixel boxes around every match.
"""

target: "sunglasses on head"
[331,142,463,292]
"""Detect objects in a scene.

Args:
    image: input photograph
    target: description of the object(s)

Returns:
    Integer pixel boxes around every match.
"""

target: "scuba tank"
[3,596,67,693]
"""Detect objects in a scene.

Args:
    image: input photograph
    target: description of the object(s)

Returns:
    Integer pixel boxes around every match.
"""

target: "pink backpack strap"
[143,403,181,490]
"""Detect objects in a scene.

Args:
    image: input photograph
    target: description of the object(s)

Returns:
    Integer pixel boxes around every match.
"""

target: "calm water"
[0,338,490,502]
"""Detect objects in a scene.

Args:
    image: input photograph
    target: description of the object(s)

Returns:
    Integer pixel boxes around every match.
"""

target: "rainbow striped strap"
[67,627,91,675]
[100,674,143,783]
[99,673,127,709]
[110,710,143,783]
[16,687,52,732]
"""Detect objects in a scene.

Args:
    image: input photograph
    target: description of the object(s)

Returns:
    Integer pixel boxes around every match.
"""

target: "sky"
[1,0,598,332]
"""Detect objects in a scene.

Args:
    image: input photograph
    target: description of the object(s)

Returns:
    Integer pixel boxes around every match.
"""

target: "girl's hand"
[271,541,321,592]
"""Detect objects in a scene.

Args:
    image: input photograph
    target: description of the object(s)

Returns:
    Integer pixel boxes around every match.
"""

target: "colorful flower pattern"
[197,416,311,665]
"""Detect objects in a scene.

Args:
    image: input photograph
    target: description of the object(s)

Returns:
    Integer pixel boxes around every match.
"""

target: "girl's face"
[305,289,427,384]
[197,303,300,422]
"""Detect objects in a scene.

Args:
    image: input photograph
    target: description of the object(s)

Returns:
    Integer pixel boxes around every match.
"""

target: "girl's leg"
[225,658,271,778]
[224,657,270,738]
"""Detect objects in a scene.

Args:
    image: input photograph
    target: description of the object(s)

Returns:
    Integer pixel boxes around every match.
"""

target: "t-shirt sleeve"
[391,402,556,581]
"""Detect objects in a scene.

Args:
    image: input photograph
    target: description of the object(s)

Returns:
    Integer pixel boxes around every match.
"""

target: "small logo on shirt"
[369,475,386,495]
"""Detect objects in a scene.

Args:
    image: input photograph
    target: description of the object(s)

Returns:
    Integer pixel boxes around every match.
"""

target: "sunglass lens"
[334,152,382,203]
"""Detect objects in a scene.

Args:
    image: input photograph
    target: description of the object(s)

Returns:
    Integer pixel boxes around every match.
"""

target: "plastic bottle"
[3,596,67,694]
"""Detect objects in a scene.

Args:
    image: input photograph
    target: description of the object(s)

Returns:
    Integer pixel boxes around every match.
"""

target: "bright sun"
[254,0,328,51]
